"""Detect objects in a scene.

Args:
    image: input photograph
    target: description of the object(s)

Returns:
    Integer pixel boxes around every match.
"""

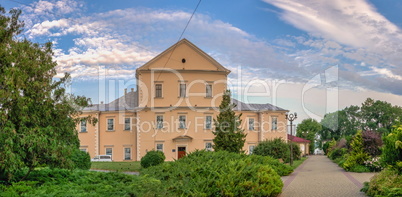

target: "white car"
[91,155,112,162]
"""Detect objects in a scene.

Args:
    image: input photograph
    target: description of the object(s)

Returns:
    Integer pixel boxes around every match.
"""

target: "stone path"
[280,155,376,197]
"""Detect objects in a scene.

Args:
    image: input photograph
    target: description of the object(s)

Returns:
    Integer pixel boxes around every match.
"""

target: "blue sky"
[2,0,402,122]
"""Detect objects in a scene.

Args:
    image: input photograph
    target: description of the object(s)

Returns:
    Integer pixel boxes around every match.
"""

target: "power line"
[155,0,202,82]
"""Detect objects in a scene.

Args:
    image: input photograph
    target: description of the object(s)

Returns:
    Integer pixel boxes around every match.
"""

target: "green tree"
[343,130,369,171]
[381,125,402,174]
[296,118,321,154]
[213,90,246,153]
[0,7,95,181]
[361,98,402,132]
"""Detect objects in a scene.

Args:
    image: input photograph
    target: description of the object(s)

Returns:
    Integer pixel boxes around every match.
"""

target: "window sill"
[178,128,187,130]
[178,96,188,98]
[80,131,88,133]
[204,96,213,99]
[106,130,115,132]
[154,97,164,99]
[124,130,131,131]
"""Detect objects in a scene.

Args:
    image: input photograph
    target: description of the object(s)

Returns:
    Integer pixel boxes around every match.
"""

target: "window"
[205,142,213,151]
[156,115,163,129]
[249,145,255,155]
[79,148,87,152]
[179,84,186,97]
[107,119,114,131]
[156,144,163,152]
[205,116,212,129]
[124,118,131,130]
[272,117,278,130]
[179,115,186,129]
[80,120,87,132]
[124,148,131,160]
[155,84,162,98]
[206,84,212,97]
[249,118,255,130]
[106,148,113,158]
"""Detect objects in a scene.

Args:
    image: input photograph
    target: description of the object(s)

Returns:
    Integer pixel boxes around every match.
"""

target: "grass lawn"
[289,157,308,170]
[91,161,141,172]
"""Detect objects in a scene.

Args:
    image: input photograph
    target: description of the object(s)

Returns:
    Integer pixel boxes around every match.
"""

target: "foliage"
[0,7,95,181]
[361,130,383,157]
[328,148,348,160]
[343,131,370,171]
[71,149,91,170]
[91,162,141,172]
[213,90,247,153]
[296,118,321,154]
[322,141,331,155]
[253,138,290,162]
[324,139,337,155]
[319,98,402,142]
[381,125,402,174]
[361,168,402,197]
[141,150,285,196]
[140,150,165,168]
[363,157,383,172]
[289,142,301,160]
[0,168,167,196]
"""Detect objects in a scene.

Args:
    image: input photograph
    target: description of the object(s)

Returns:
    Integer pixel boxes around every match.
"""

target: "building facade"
[78,39,289,161]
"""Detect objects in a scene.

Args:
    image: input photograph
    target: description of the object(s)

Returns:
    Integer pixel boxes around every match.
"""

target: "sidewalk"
[280,155,376,197]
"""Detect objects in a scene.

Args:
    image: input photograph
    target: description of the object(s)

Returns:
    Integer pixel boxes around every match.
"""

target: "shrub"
[329,148,348,160]
[289,142,301,160]
[0,168,168,196]
[253,138,290,162]
[140,150,165,168]
[362,130,383,157]
[381,125,402,174]
[343,131,369,171]
[141,150,284,196]
[362,168,402,197]
[322,141,330,155]
[71,149,91,170]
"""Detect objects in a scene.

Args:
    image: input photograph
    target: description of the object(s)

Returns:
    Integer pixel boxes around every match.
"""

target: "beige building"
[78,39,289,161]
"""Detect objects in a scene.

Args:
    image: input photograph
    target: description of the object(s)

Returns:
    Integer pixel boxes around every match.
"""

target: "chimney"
[131,88,134,92]
[124,88,127,95]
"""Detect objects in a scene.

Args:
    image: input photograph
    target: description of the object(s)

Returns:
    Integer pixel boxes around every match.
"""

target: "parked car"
[91,155,112,162]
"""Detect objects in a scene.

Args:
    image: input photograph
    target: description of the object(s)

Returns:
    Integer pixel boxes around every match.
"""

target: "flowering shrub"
[364,157,383,172]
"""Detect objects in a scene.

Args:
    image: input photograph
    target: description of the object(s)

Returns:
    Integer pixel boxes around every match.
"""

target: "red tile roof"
[288,134,310,143]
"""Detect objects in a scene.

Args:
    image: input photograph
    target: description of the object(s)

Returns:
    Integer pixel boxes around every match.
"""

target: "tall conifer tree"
[213,90,246,153]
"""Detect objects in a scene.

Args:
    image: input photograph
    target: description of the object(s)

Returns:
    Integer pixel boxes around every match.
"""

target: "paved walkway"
[280,155,376,197]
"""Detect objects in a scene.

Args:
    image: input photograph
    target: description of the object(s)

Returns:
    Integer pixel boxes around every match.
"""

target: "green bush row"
[141,150,290,196]
[0,168,168,196]
[253,138,301,163]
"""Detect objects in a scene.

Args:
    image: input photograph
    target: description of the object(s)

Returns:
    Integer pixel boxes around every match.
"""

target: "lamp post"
[286,112,297,166]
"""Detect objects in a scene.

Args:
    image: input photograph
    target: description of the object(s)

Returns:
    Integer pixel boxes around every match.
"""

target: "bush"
[343,131,369,171]
[328,148,348,160]
[0,168,168,196]
[71,149,91,170]
[140,150,165,168]
[362,168,402,197]
[253,138,290,162]
[381,125,402,174]
[362,130,383,157]
[289,142,301,160]
[141,150,284,196]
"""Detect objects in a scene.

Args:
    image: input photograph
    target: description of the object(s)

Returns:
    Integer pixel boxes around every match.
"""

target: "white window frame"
[249,145,255,155]
[206,84,212,98]
[249,118,255,131]
[205,142,213,151]
[179,115,186,129]
[107,118,114,131]
[124,147,131,160]
[155,84,163,98]
[80,119,87,132]
[105,148,113,158]
[124,117,131,131]
[79,148,87,152]
[156,115,164,129]
[272,117,278,130]
[156,143,164,152]
[205,116,212,129]
[179,83,186,97]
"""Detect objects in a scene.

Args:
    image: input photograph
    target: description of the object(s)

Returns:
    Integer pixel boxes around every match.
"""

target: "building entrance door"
[178,147,186,159]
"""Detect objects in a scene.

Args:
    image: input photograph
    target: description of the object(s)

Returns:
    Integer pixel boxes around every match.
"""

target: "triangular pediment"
[137,39,230,73]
